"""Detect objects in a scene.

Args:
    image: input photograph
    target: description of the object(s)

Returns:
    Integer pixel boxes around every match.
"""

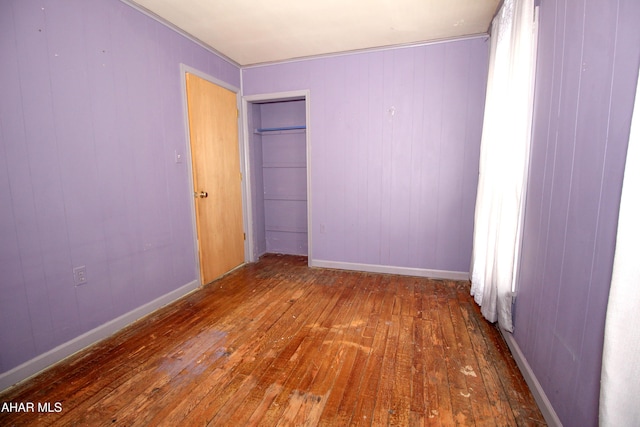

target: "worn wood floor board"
[439,295,476,425]
[424,292,456,425]
[0,254,546,426]
[372,312,401,426]
[322,275,384,426]
[315,285,377,425]
[224,274,334,426]
[390,314,415,426]
[289,271,368,426]
[446,296,495,426]
[349,274,400,425]
[254,281,351,426]
[315,275,386,424]
[387,276,417,426]
[460,298,546,425]
[458,300,518,426]
[411,316,426,415]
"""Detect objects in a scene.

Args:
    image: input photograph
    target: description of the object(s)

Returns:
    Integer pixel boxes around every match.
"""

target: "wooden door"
[185,72,244,284]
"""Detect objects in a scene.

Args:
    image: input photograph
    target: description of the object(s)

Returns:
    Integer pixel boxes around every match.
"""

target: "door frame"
[241,91,312,264]
[179,64,249,285]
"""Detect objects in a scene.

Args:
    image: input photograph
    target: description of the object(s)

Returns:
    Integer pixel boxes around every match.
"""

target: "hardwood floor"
[0,254,545,426]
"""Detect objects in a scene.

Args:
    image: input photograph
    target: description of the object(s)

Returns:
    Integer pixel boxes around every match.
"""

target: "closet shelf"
[264,195,307,202]
[255,125,306,134]
[266,226,308,233]
[263,162,306,168]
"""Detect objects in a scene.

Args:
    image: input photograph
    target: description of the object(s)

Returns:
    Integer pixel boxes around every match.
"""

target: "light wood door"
[186,72,244,284]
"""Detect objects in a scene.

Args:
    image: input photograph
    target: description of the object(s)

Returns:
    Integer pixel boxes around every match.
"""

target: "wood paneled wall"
[514,0,640,424]
[243,38,489,274]
[0,0,239,377]
[248,103,267,257]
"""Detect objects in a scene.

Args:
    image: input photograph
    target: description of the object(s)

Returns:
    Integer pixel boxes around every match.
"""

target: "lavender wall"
[243,38,489,272]
[514,0,640,425]
[248,103,267,258]
[0,0,239,377]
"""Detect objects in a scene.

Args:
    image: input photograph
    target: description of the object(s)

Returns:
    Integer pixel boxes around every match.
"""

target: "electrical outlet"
[73,266,87,286]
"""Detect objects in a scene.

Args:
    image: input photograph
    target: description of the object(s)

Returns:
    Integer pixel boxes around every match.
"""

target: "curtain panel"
[470,0,537,332]
[599,65,640,427]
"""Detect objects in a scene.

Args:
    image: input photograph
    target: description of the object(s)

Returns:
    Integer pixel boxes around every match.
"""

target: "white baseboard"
[500,328,563,427]
[0,279,200,392]
[310,259,469,281]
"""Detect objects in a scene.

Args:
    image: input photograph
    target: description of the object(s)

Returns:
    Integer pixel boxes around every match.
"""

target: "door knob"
[195,191,208,198]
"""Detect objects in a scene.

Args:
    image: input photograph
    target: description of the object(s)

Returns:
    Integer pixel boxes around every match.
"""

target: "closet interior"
[248,98,308,258]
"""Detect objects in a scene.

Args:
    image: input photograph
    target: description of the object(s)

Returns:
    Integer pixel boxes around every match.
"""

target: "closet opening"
[243,92,311,264]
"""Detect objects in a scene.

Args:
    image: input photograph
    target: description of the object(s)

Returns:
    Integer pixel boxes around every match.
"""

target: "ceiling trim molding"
[119,0,241,68]
[240,33,489,70]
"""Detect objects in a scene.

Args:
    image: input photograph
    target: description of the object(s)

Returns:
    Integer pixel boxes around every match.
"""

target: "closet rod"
[256,125,306,132]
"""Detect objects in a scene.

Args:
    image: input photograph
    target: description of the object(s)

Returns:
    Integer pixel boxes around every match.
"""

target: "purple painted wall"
[259,101,308,255]
[514,0,640,425]
[243,38,489,272]
[248,103,267,257]
[0,0,239,375]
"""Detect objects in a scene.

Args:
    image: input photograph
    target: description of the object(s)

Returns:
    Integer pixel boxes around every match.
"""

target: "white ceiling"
[129,0,500,66]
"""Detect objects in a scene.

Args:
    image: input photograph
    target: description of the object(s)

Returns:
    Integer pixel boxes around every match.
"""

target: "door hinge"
[243,233,246,240]
[237,108,239,118]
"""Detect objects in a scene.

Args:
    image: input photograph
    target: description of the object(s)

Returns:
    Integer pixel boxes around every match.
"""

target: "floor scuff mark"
[460,365,477,377]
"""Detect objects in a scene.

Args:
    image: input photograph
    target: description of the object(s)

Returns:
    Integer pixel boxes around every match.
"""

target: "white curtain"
[599,66,640,427]
[470,0,537,332]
